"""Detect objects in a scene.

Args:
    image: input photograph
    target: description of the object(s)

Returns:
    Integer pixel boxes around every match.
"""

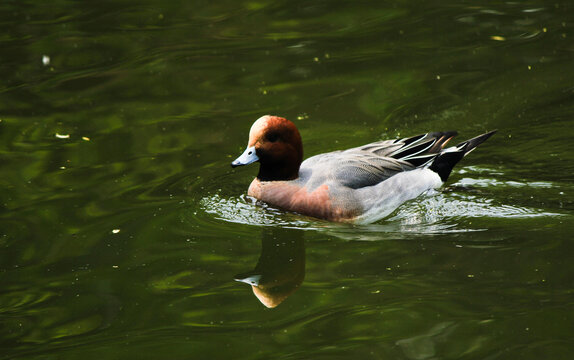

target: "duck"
[231,115,496,224]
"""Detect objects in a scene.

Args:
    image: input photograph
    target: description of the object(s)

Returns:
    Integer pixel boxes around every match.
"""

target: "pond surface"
[1,0,574,359]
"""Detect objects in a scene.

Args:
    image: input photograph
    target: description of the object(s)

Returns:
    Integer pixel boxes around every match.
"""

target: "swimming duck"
[232,115,496,224]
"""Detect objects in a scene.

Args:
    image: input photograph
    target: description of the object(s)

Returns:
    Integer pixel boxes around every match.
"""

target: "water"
[1,0,574,359]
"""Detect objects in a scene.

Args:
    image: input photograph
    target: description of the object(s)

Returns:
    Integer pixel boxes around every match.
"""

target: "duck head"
[231,115,303,181]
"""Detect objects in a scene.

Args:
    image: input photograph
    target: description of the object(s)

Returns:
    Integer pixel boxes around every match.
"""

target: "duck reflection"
[234,228,305,308]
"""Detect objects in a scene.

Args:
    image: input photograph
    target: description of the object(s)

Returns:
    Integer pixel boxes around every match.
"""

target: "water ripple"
[199,193,315,229]
[199,179,563,240]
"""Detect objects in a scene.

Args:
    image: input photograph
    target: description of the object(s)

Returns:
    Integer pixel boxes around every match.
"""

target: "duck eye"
[266,132,279,142]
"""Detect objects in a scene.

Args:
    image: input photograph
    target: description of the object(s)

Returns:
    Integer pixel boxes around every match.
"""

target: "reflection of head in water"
[235,228,305,308]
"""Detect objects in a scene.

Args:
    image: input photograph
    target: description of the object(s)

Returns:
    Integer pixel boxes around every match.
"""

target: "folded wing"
[323,131,459,189]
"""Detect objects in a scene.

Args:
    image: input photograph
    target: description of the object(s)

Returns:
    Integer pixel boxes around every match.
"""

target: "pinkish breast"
[248,179,356,221]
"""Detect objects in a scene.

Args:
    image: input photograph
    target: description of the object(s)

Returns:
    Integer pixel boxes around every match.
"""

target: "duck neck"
[257,161,300,181]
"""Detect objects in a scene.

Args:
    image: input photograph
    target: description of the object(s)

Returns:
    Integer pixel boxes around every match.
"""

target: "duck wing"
[299,150,408,190]
[350,131,458,165]
[326,131,459,189]
[331,153,412,189]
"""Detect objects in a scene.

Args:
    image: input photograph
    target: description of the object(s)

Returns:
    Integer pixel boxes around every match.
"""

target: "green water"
[1,0,574,359]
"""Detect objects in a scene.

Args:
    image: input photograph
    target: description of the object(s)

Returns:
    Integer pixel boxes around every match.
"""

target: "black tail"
[429,130,497,182]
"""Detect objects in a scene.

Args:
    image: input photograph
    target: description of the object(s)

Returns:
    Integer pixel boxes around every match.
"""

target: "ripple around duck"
[452,176,554,189]
[199,175,564,241]
[198,193,317,229]
[391,190,561,221]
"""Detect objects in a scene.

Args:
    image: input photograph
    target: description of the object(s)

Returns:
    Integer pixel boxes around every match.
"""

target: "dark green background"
[1,0,573,359]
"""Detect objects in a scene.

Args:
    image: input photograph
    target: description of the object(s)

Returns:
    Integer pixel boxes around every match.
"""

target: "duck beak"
[234,273,262,286]
[231,146,258,167]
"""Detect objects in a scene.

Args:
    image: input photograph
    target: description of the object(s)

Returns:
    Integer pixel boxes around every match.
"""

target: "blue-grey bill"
[234,274,262,286]
[231,146,258,167]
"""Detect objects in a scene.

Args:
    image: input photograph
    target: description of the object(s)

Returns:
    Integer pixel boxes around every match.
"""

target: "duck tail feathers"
[429,130,497,182]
